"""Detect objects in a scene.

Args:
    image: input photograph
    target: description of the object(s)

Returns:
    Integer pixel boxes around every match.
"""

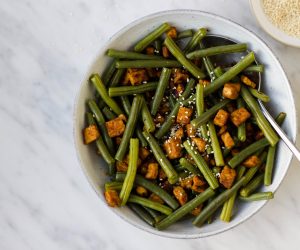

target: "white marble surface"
[1,0,300,249]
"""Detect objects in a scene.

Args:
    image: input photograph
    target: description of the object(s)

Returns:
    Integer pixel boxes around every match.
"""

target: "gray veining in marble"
[1,0,300,249]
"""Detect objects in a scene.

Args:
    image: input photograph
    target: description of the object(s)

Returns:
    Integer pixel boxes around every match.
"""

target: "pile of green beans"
[82,23,287,231]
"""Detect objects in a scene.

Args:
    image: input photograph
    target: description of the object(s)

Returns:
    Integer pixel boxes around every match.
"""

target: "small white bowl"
[250,0,300,48]
[73,10,297,238]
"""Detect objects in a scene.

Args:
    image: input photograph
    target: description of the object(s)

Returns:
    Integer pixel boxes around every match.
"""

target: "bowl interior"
[74,10,296,238]
[250,0,300,48]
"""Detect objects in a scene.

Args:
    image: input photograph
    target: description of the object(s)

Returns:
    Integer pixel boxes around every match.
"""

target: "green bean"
[141,98,156,132]
[181,78,196,99]
[220,166,246,222]
[115,95,143,161]
[102,106,117,120]
[248,87,270,102]
[183,28,207,54]
[199,52,217,154]
[134,23,171,52]
[105,181,123,191]
[87,99,106,123]
[208,120,225,166]
[240,173,264,197]
[87,100,115,155]
[154,39,162,53]
[213,66,224,78]
[265,146,276,186]
[224,64,265,73]
[164,36,206,79]
[136,127,148,147]
[109,68,126,87]
[116,172,179,209]
[243,151,267,186]
[177,29,194,39]
[151,68,171,116]
[193,177,246,227]
[90,74,123,115]
[203,58,216,80]
[109,82,158,97]
[237,165,247,180]
[179,158,201,175]
[95,137,115,174]
[206,196,217,224]
[116,59,181,69]
[120,138,139,205]
[239,192,274,201]
[143,207,165,223]
[243,64,264,73]
[86,113,115,171]
[128,203,155,226]
[275,112,287,134]
[196,84,205,116]
[86,112,96,125]
[154,79,196,139]
[154,100,181,139]
[228,138,269,168]
[128,195,173,215]
[142,131,179,185]
[187,43,248,59]
[102,59,117,86]
[156,188,215,230]
[196,84,211,153]
[190,99,231,128]
[183,140,219,189]
[120,96,131,116]
[237,98,246,142]
[169,95,176,109]
[200,41,216,80]
[264,112,286,186]
[240,85,279,146]
[204,52,255,96]
[107,49,163,60]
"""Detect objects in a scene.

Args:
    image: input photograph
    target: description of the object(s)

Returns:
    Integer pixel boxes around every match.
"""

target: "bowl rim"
[73,9,297,239]
[249,0,300,48]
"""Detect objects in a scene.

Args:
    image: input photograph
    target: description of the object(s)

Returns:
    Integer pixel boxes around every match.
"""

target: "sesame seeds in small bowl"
[249,0,300,48]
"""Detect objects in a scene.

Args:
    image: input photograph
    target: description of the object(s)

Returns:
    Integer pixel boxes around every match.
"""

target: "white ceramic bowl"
[250,0,300,48]
[74,10,297,238]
